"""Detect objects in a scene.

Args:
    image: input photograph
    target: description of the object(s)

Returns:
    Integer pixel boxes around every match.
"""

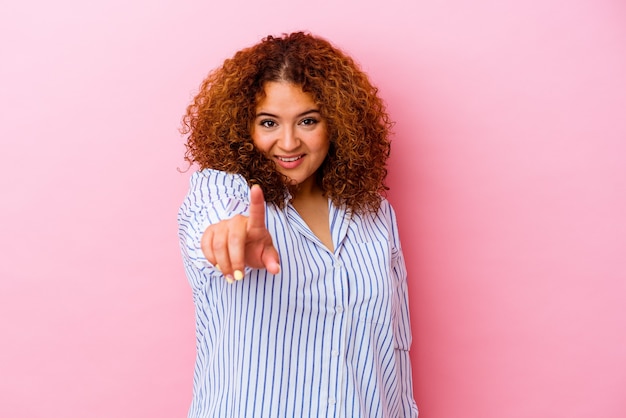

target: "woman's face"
[251,81,329,191]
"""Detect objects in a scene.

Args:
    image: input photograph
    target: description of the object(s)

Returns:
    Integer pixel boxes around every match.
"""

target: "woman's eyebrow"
[255,109,321,118]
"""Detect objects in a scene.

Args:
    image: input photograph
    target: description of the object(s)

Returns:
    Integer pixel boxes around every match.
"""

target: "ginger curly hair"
[181,31,393,214]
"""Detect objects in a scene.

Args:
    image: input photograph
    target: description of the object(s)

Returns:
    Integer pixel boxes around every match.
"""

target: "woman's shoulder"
[189,168,248,191]
[348,196,396,226]
[372,197,399,231]
[185,169,250,203]
[370,196,395,219]
[190,168,247,185]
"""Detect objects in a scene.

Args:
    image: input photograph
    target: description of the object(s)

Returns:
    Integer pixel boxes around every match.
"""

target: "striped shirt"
[178,169,418,418]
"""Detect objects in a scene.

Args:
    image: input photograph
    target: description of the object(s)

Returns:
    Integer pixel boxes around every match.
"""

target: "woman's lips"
[275,155,304,169]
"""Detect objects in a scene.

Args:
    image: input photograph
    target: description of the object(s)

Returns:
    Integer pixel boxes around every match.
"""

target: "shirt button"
[328,397,336,405]
[334,261,343,269]
[331,349,339,356]
[336,306,344,313]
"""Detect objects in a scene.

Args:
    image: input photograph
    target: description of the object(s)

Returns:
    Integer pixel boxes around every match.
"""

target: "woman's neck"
[291,181,333,251]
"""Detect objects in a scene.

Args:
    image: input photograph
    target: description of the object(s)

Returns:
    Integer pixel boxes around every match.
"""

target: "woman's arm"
[178,169,278,287]
[388,202,419,417]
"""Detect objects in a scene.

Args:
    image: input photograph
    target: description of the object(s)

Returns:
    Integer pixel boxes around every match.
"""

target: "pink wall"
[1,0,625,417]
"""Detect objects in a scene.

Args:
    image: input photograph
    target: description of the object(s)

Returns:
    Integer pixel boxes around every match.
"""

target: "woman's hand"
[200,185,280,283]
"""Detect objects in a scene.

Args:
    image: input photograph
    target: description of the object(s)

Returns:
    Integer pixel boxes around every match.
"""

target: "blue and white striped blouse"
[178,169,418,417]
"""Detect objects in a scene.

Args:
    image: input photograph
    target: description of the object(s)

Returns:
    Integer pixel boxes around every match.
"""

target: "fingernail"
[225,275,234,284]
[215,264,221,272]
[234,270,244,281]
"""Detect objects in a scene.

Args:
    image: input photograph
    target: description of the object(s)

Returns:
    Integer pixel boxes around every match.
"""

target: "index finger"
[247,184,267,230]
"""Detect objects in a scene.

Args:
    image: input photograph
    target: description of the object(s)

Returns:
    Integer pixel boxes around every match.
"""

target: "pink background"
[1,0,625,417]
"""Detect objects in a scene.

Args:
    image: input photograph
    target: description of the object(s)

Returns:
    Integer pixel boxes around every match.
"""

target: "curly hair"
[181,31,393,214]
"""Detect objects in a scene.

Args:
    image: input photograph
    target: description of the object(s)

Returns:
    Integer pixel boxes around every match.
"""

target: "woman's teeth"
[278,156,302,162]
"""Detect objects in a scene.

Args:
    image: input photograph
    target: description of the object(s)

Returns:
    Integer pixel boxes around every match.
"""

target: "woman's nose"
[278,126,299,150]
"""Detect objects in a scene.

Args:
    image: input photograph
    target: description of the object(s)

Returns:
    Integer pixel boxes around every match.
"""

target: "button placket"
[325,253,347,414]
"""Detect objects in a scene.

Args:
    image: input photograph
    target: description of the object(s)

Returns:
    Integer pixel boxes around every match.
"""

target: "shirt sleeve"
[386,201,420,417]
[177,169,251,290]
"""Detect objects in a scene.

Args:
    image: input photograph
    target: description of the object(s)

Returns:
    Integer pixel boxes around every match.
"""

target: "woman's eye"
[300,118,318,126]
[260,120,277,128]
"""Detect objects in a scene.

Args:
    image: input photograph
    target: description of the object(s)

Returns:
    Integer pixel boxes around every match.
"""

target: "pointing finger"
[247,185,267,231]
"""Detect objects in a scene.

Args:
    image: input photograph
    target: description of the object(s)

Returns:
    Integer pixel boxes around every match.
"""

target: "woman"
[178,31,418,417]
